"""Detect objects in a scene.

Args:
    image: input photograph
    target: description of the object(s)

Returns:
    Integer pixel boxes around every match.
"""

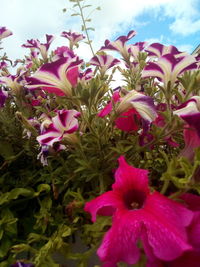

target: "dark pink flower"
[148,193,200,267]
[84,156,193,266]
[115,108,140,132]
[180,126,200,161]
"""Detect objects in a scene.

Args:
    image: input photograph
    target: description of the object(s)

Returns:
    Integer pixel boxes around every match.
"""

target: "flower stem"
[76,0,95,56]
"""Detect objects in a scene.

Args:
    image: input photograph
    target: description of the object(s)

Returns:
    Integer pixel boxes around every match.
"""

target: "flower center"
[123,189,146,210]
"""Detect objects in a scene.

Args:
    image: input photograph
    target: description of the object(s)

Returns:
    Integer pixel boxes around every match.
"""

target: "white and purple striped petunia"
[22,34,55,60]
[89,54,120,75]
[116,89,157,124]
[128,42,148,59]
[37,109,80,146]
[174,96,200,137]
[145,43,186,58]
[25,56,83,96]
[142,54,197,88]
[100,30,137,60]
[61,31,85,48]
[0,27,13,40]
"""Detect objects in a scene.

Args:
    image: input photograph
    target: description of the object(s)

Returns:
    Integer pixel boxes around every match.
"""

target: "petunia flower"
[145,43,186,58]
[174,96,200,137]
[22,34,54,60]
[0,88,8,107]
[148,193,200,267]
[116,89,157,124]
[0,74,23,93]
[89,54,120,75]
[53,46,76,61]
[61,30,85,48]
[37,109,80,146]
[100,30,137,60]
[142,54,197,88]
[84,156,193,266]
[0,26,13,40]
[26,57,83,96]
[180,126,200,161]
[128,41,147,59]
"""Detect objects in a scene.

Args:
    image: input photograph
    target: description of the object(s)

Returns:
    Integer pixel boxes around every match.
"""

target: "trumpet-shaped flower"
[116,89,157,124]
[100,30,136,60]
[128,42,147,59]
[89,54,120,75]
[61,31,85,47]
[0,26,12,40]
[37,109,80,146]
[174,96,200,136]
[85,156,193,266]
[145,43,185,58]
[26,57,83,96]
[22,34,54,60]
[148,193,200,267]
[142,54,197,88]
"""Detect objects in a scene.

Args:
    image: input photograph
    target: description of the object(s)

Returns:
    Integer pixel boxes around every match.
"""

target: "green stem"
[76,0,95,56]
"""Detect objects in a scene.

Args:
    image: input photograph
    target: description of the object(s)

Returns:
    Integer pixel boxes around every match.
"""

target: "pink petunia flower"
[148,193,200,267]
[84,156,193,266]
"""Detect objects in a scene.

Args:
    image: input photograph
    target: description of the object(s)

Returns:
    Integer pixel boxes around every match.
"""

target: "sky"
[1,0,200,62]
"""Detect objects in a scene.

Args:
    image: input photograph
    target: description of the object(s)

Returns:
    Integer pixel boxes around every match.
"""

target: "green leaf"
[0,188,34,206]
[71,13,80,16]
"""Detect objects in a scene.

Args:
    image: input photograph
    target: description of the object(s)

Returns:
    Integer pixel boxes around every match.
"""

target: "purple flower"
[37,109,80,146]
[0,61,8,69]
[100,30,137,60]
[116,89,157,124]
[0,88,8,107]
[145,43,186,58]
[142,54,197,88]
[61,30,85,48]
[0,74,23,93]
[174,96,200,137]
[53,46,75,61]
[0,26,12,40]
[89,54,120,75]
[85,156,193,266]
[128,41,147,59]
[26,57,83,96]
[22,34,54,60]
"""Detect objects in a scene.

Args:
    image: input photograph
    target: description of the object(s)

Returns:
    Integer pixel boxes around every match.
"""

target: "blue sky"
[1,0,200,61]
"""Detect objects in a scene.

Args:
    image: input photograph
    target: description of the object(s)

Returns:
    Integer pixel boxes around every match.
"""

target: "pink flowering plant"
[0,1,200,266]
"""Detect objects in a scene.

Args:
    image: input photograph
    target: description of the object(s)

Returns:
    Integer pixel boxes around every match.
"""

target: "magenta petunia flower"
[98,89,157,126]
[26,57,83,96]
[100,30,136,60]
[89,54,120,75]
[61,30,85,48]
[84,156,193,266]
[180,126,200,161]
[142,54,197,88]
[0,26,13,40]
[145,43,186,58]
[37,109,80,146]
[148,193,200,267]
[22,34,54,60]
[174,96,200,137]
